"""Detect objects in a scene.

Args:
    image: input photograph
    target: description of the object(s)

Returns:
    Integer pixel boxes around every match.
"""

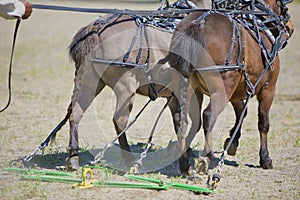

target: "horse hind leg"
[112,89,136,166]
[195,92,228,174]
[223,100,247,156]
[67,67,105,170]
[257,89,275,169]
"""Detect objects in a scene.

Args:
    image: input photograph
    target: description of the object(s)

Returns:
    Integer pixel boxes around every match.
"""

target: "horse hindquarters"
[170,12,245,174]
[67,58,105,170]
[67,15,144,169]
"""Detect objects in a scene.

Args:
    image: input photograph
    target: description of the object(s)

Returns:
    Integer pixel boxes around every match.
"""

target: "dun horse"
[64,0,211,174]
[169,0,293,174]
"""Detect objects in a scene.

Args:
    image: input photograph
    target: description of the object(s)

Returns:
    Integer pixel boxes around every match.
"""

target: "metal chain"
[22,148,42,162]
[132,95,173,169]
[88,99,151,166]
[208,92,251,189]
[133,143,151,168]
[90,143,112,165]
[90,86,170,166]
[10,147,43,168]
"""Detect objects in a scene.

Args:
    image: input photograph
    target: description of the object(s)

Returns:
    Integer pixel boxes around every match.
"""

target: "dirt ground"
[0,0,299,199]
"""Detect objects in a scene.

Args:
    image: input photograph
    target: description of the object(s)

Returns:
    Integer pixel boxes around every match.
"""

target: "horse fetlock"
[223,138,238,156]
[194,156,210,175]
[259,148,273,169]
[66,146,79,155]
[260,156,273,169]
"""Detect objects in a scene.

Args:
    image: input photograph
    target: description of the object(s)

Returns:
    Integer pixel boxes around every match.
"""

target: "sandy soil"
[0,1,299,199]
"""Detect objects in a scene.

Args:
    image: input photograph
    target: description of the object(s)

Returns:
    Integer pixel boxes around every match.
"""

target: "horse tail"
[69,24,100,70]
[67,20,104,135]
[169,22,206,151]
[50,102,72,144]
[68,14,120,71]
[169,43,190,148]
[178,72,189,142]
[49,24,97,145]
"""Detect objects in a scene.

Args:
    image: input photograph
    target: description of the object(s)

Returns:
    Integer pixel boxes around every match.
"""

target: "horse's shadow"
[22,142,240,177]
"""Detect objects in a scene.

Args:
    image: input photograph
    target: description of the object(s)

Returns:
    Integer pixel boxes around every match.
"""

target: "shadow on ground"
[16,142,241,177]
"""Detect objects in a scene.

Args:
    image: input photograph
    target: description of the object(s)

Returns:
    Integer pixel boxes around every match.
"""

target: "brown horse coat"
[169,0,293,174]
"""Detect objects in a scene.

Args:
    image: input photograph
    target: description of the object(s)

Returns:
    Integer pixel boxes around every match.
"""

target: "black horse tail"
[50,102,72,144]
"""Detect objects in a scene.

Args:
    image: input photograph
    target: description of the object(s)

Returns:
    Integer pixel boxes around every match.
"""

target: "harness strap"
[94,13,121,30]
[225,20,237,65]
[193,64,244,72]
[159,0,170,10]
[269,30,285,64]
[192,8,285,97]
[136,23,145,64]
[92,58,147,68]
[194,10,245,68]
[0,19,21,113]
[236,21,243,64]
[193,11,211,29]
[123,21,142,63]
[143,23,158,101]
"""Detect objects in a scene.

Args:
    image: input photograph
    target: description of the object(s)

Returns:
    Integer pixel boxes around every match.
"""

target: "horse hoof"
[179,165,194,177]
[260,157,273,169]
[179,157,191,176]
[66,156,79,171]
[223,138,237,156]
[151,144,162,151]
[186,167,200,178]
[194,157,210,175]
[129,164,139,174]
[180,167,191,177]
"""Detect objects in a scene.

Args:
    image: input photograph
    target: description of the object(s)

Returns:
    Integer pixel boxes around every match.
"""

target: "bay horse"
[64,0,212,174]
[169,0,293,174]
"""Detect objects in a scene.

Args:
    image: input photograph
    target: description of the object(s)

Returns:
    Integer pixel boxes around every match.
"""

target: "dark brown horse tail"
[50,102,72,144]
